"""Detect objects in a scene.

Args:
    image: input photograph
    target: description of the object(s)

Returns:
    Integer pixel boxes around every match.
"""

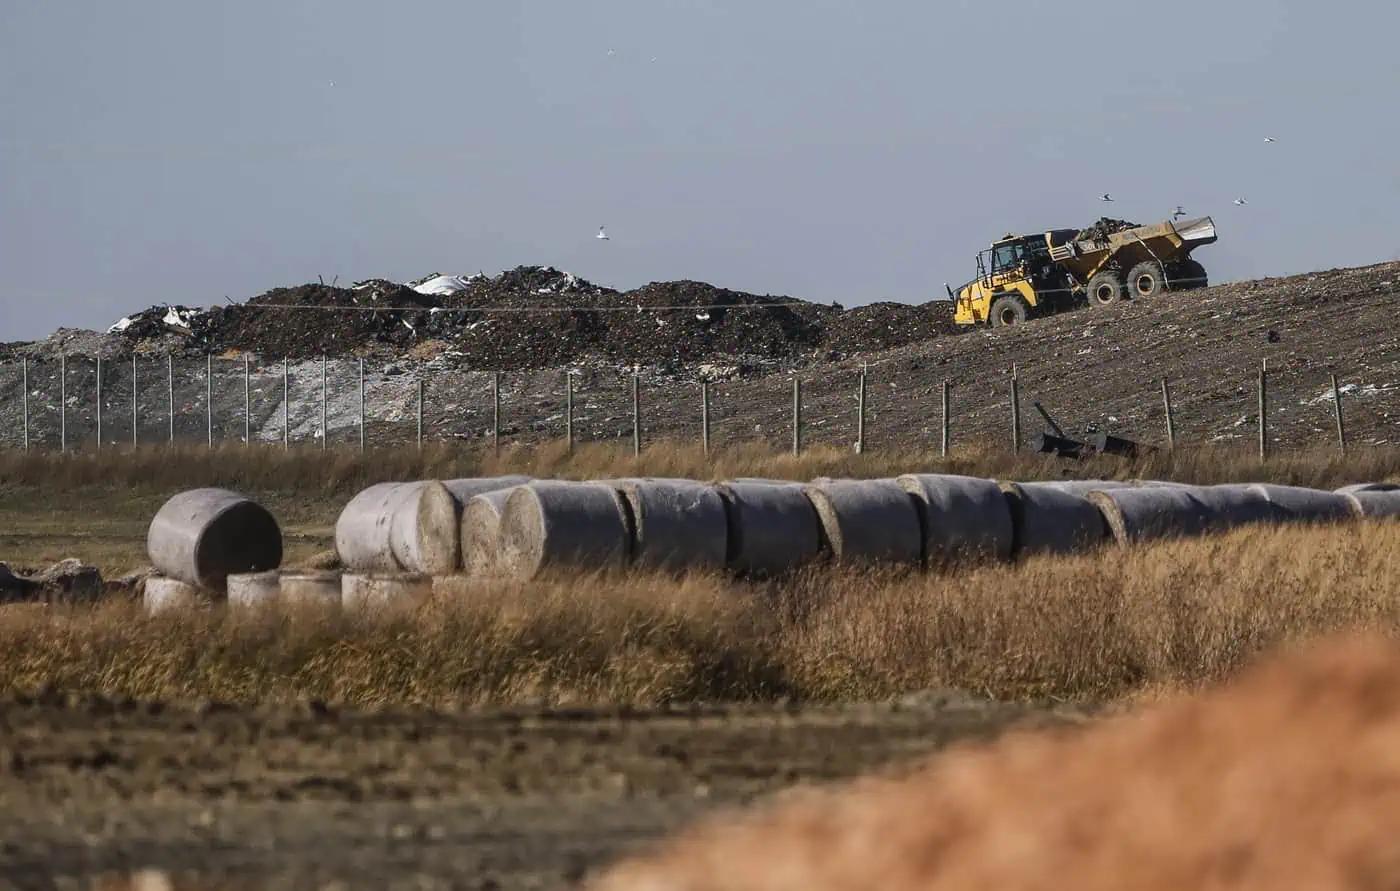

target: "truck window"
[991,243,1021,272]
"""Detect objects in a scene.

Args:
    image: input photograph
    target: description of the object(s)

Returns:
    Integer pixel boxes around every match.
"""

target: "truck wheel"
[1178,259,1208,290]
[1128,261,1166,298]
[989,294,1029,327]
[1087,272,1124,306]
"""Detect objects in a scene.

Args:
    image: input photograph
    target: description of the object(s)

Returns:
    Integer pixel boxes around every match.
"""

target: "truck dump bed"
[1048,217,1217,282]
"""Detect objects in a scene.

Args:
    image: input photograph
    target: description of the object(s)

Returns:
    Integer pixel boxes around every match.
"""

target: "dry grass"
[0,439,1396,495]
[1,521,1397,707]
[594,632,1400,891]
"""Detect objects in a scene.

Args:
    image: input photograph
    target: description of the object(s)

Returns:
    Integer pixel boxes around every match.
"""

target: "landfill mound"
[83,266,955,367]
[595,633,1400,891]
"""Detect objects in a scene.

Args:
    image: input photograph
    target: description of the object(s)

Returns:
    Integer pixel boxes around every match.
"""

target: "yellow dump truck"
[949,216,1217,327]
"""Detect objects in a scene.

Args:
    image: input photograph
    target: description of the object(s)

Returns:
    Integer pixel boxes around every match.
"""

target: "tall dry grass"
[2,521,1396,707]
[0,439,1397,495]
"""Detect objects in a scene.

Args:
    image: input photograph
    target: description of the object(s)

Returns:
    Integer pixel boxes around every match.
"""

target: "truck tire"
[1178,258,1208,290]
[1128,261,1167,298]
[989,294,1029,327]
[1087,272,1125,306]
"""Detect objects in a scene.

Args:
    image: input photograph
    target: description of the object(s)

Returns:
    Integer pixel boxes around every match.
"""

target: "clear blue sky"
[3,0,1397,339]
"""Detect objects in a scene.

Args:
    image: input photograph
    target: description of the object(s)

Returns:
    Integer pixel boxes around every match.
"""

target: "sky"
[2,0,1398,340]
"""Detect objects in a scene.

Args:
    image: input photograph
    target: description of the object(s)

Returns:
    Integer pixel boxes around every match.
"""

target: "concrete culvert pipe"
[1341,491,1400,518]
[1246,484,1359,523]
[143,576,205,614]
[897,474,1013,564]
[999,482,1108,557]
[1026,480,1136,497]
[497,482,632,580]
[280,571,342,607]
[459,488,521,577]
[803,479,922,566]
[1086,486,1263,545]
[608,479,728,572]
[147,488,283,592]
[718,481,821,576]
[335,481,459,574]
[227,571,281,609]
[341,572,433,612]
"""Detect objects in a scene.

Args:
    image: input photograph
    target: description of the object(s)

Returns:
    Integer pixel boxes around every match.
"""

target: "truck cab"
[951,232,1071,327]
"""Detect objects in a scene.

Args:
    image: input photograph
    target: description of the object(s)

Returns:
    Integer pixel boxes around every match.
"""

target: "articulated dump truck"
[950,216,1218,327]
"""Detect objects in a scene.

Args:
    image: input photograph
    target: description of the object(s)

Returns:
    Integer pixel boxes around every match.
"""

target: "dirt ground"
[0,693,1075,890]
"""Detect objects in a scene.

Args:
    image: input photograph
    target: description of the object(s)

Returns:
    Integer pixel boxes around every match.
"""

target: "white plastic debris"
[410,275,476,297]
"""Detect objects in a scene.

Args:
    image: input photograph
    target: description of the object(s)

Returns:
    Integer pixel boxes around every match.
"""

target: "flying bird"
[1264,136,1278,143]
[607,48,616,56]
[1234,197,1249,206]
[597,226,610,240]
[1173,205,1186,219]
[1099,194,1114,202]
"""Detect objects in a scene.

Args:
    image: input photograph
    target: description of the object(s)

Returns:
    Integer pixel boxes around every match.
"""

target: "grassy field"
[2,520,1396,707]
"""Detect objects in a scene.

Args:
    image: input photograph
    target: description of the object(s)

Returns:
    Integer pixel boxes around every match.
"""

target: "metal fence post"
[131,355,137,447]
[206,354,213,449]
[1161,378,1176,450]
[282,357,289,449]
[855,365,867,454]
[1331,373,1346,455]
[95,357,103,450]
[1257,362,1268,460]
[167,354,174,445]
[631,373,641,457]
[243,355,251,446]
[791,377,802,456]
[21,358,29,451]
[416,377,424,449]
[565,372,574,452]
[940,379,950,458]
[358,358,366,452]
[60,353,67,453]
[320,354,327,450]
[701,381,711,455]
[1009,368,1021,453]
[492,371,501,453]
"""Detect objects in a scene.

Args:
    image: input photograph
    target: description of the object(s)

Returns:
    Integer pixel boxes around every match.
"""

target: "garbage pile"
[1074,217,1141,242]
[85,266,958,368]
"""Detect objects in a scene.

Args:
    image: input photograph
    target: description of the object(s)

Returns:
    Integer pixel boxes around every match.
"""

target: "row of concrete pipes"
[141,477,1400,613]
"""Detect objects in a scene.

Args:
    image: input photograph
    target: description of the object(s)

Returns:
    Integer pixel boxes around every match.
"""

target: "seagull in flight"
[607,48,616,57]
[1264,136,1278,143]
[1099,193,1114,202]
[1233,197,1249,206]
[1173,205,1186,219]
[597,226,610,240]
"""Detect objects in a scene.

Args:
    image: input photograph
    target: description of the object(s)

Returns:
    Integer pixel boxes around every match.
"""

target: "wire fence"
[0,353,1393,458]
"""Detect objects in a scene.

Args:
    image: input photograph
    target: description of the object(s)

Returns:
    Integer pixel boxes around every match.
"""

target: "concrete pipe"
[442,476,532,505]
[717,481,821,576]
[1088,486,1212,545]
[1194,485,1280,528]
[999,482,1108,557]
[459,488,521,577]
[897,474,1013,564]
[1337,483,1400,494]
[1340,491,1400,518]
[1245,484,1359,523]
[497,481,632,580]
[341,572,433,612]
[227,571,281,609]
[143,576,205,614]
[146,488,283,592]
[1025,479,1136,497]
[803,479,922,565]
[607,479,728,572]
[335,481,459,574]
[280,571,343,607]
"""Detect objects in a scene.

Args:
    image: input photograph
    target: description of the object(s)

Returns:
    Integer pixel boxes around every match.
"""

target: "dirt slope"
[595,634,1400,891]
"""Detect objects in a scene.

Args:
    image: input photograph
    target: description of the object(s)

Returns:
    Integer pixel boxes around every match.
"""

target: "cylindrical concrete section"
[1338,486,1400,518]
[610,479,728,572]
[146,489,283,592]
[143,576,205,614]
[803,479,922,565]
[999,482,1108,557]
[279,571,343,607]
[1025,479,1136,497]
[460,488,520,577]
[718,481,821,576]
[897,474,1013,564]
[1245,483,1360,522]
[227,571,282,609]
[341,572,433,612]
[497,481,632,579]
[335,481,459,574]
[442,476,533,505]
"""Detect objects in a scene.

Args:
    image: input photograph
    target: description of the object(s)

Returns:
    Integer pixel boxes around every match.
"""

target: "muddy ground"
[0,694,1077,890]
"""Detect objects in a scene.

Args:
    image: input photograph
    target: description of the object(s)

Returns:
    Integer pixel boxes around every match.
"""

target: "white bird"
[597,226,610,240]
[329,80,336,87]
[607,48,616,56]
[1264,136,1278,143]
[650,57,658,63]
[1234,197,1249,206]
[1099,193,1114,202]
[1173,205,1186,219]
